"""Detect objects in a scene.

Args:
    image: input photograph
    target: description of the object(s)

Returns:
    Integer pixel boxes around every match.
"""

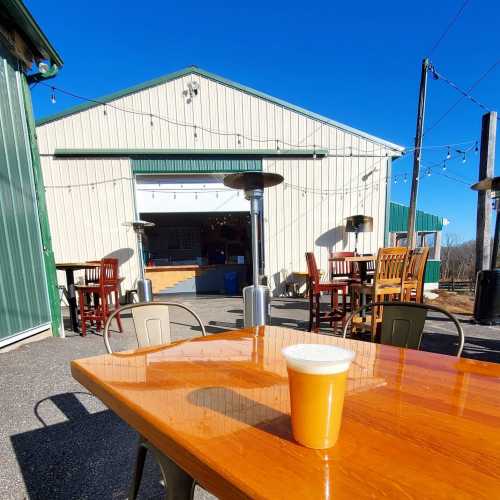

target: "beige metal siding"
[40,156,139,292]
[37,71,392,293]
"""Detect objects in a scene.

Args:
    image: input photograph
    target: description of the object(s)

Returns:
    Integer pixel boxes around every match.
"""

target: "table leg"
[65,270,79,332]
[150,445,195,500]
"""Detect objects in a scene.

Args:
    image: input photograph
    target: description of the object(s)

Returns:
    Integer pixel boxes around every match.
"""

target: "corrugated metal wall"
[37,71,393,292]
[389,202,444,232]
[0,44,51,343]
[39,156,139,291]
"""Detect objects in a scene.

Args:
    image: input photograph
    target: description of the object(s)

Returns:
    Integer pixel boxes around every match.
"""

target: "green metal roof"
[37,66,404,154]
[132,157,262,175]
[1,0,63,67]
[53,148,327,158]
[389,202,444,232]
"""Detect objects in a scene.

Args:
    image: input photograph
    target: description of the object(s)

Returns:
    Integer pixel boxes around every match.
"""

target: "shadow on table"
[188,387,294,443]
[11,392,163,500]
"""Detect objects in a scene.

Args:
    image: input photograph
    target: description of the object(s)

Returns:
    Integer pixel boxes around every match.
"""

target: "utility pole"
[407,58,430,249]
[475,111,497,274]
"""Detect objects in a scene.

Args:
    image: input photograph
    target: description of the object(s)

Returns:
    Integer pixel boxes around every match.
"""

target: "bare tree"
[440,234,476,281]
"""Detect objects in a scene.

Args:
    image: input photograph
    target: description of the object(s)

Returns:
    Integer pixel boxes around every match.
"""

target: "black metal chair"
[342,301,465,357]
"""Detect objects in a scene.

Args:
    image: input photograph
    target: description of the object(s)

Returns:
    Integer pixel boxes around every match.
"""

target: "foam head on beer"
[282,344,355,449]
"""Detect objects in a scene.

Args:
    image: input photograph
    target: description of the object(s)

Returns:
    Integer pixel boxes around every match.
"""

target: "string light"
[426,167,432,177]
[442,161,447,171]
[446,147,451,160]
[39,82,478,157]
[50,87,56,104]
[475,141,479,153]
[103,105,107,116]
[194,126,198,140]
[403,173,408,183]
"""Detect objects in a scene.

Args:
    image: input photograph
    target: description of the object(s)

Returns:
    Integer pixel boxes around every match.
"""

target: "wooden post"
[407,58,430,249]
[475,111,497,274]
[434,231,441,260]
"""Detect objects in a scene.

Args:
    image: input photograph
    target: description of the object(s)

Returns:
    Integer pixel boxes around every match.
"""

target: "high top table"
[71,325,500,499]
[56,262,100,332]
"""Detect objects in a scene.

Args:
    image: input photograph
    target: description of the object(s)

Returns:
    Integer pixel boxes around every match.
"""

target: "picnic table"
[56,262,100,332]
[71,325,500,499]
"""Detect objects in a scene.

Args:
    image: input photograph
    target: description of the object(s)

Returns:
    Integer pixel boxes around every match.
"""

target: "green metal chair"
[342,301,465,357]
[104,302,206,500]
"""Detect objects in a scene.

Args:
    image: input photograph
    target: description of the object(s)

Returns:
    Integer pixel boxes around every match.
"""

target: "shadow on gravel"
[11,393,163,500]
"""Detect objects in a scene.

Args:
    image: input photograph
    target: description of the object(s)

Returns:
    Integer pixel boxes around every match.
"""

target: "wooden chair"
[350,247,409,340]
[103,302,206,500]
[342,301,465,357]
[305,252,350,332]
[76,258,123,336]
[401,247,429,303]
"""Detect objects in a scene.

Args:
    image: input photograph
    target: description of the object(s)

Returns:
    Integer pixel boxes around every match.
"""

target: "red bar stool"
[76,258,123,336]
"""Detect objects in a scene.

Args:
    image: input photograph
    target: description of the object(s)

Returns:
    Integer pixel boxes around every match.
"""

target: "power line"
[429,63,497,116]
[425,58,500,134]
[428,0,471,55]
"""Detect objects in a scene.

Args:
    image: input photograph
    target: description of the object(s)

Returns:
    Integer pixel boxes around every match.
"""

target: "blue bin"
[224,271,239,295]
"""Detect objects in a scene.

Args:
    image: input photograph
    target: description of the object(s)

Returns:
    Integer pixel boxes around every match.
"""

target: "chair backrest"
[99,258,119,287]
[342,301,465,357]
[374,247,409,287]
[103,301,206,353]
[305,252,320,284]
[85,261,100,284]
[329,251,355,279]
[406,247,430,281]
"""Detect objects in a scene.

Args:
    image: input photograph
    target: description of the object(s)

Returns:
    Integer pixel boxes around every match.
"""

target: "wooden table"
[56,262,100,332]
[71,325,500,499]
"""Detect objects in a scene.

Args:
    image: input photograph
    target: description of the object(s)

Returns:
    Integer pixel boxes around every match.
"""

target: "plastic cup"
[282,343,355,449]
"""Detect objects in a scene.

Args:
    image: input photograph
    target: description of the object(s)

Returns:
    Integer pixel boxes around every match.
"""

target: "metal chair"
[342,301,465,357]
[103,302,206,500]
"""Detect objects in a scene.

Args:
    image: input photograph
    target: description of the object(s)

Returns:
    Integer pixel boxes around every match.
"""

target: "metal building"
[36,66,404,296]
[0,0,63,347]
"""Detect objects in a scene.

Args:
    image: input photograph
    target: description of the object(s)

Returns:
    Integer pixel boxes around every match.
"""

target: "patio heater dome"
[345,215,373,254]
[223,171,284,327]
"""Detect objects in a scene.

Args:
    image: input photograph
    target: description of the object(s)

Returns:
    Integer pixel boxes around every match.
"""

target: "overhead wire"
[428,0,471,55]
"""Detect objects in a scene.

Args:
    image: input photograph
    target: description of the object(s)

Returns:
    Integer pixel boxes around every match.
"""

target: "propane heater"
[123,220,155,302]
[471,177,500,325]
[345,215,373,254]
[223,172,284,327]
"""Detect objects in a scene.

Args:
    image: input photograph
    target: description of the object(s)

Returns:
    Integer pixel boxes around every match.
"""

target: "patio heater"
[123,220,155,302]
[223,172,284,327]
[345,215,373,254]
[471,177,500,325]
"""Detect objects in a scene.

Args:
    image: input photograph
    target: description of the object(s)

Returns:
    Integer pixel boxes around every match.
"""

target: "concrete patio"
[1,295,499,499]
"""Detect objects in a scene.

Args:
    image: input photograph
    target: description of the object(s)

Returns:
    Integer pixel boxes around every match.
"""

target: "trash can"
[224,271,239,296]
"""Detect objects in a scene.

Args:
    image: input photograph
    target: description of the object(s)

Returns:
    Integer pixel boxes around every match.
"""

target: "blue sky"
[27,0,500,241]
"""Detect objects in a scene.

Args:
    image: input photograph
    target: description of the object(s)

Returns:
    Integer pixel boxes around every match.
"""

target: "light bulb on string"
[442,161,447,171]
[50,87,56,104]
[103,105,107,116]
[403,173,408,183]
[475,141,479,154]
[150,114,154,126]
[194,126,198,140]
[237,134,241,145]
[462,153,466,164]
[446,147,451,160]
[394,176,398,185]
[426,167,432,177]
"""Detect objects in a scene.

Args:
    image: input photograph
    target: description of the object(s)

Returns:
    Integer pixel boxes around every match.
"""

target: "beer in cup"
[282,343,355,449]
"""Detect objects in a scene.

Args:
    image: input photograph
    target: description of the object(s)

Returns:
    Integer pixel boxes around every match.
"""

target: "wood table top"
[56,262,101,270]
[71,326,500,499]
[329,255,375,262]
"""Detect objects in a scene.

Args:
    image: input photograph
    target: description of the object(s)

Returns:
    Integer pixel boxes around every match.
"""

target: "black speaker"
[473,269,500,325]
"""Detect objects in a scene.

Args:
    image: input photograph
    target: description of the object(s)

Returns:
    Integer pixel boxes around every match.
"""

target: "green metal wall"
[132,157,262,174]
[389,202,444,232]
[0,43,51,343]
[424,260,441,283]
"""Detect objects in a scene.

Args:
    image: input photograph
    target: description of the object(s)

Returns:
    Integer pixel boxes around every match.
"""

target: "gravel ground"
[1,295,499,499]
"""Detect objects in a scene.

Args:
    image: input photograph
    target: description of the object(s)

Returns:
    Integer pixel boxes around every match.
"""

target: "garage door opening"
[141,212,252,294]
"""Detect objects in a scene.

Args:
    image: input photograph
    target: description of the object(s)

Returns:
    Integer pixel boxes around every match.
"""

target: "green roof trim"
[53,148,327,158]
[133,157,262,175]
[1,0,63,67]
[389,202,444,232]
[37,66,403,153]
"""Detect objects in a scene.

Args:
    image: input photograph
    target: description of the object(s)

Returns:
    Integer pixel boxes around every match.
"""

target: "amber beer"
[282,344,355,449]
